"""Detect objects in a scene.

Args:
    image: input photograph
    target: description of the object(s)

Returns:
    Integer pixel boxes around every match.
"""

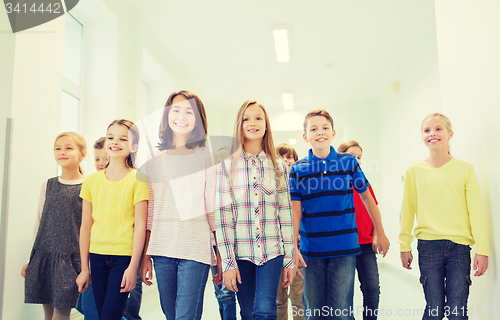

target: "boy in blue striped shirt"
[290,110,389,319]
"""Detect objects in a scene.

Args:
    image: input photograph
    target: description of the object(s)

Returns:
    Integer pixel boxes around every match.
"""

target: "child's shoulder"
[83,170,105,183]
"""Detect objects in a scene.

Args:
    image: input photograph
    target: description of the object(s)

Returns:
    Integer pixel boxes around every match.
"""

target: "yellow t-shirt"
[398,158,489,256]
[80,169,149,255]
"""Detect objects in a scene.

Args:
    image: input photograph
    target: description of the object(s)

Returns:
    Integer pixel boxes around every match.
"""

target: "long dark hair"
[157,90,208,151]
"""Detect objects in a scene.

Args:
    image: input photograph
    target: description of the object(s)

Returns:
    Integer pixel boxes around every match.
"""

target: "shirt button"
[257,245,260,248]
[256,227,259,230]
[324,171,327,174]
[255,193,258,196]
[323,161,326,164]
[254,176,256,180]
[255,208,259,213]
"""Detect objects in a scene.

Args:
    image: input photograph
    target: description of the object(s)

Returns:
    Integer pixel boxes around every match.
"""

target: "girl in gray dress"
[22,132,87,320]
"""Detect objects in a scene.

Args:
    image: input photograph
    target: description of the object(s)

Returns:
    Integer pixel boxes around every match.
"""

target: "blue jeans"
[236,256,284,320]
[356,244,380,320]
[211,265,237,320]
[152,256,210,320]
[417,240,471,320]
[90,253,131,320]
[76,283,99,320]
[125,267,143,320]
[303,255,356,320]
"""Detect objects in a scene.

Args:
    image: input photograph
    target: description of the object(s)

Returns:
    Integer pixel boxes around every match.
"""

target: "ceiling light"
[273,29,290,62]
[282,93,294,110]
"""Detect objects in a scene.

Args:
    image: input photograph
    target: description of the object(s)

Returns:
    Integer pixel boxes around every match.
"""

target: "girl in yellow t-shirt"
[77,119,148,320]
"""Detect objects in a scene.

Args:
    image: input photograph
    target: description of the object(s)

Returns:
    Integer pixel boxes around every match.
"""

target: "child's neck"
[60,167,83,180]
[425,148,452,168]
[312,146,331,159]
[244,140,263,156]
[105,158,132,181]
[168,143,196,155]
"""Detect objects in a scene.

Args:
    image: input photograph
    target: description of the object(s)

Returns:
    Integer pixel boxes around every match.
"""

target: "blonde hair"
[54,132,87,174]
[337,140,362,153]
[107,119,140,169]
[232,100,282,180]
[421,113,453,154]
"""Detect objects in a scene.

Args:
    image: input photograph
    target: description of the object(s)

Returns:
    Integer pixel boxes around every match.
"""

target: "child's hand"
[212,253,223,285]
[400,251,413,270]
[120,267,137,293]
[294,248,307,272]
[76,269,90,292]
[282,268,295,288]
[375,232,390,257]
[140,256,154,286]
[223,269,241,292]
[21,263,28,278]
[473,254,488,277]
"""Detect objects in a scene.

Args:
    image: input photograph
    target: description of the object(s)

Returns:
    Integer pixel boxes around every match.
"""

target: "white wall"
[434,0,499,316]
[377,4,442,272]
[2,15,66,319]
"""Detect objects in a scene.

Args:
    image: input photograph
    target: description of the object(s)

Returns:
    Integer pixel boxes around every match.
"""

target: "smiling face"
[421,116,453,151]
[303,115,336,156]
[168,95,196,139]
[54,135,85,169]
[242,103,266,143]
[94,148,109,171]
[105,124,136,160]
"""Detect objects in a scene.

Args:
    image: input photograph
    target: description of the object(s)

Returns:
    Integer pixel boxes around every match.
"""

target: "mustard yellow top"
[80,170,149,255]
[399,158,489,256]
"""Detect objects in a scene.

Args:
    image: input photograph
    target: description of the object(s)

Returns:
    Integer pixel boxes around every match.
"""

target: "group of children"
[21,89,489,320]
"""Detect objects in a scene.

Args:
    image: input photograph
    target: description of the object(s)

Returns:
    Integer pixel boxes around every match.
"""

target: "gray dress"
[25,177,82,308]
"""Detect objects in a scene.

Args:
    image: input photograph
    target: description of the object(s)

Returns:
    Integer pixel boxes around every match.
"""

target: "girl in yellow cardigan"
[399,113,489,319]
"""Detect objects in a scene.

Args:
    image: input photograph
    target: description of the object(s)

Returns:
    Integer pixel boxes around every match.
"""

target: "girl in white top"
[141,90,221,320]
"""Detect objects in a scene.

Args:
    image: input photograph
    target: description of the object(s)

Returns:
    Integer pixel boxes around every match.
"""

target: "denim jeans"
[356,244,380,320]
[89,253,131,320]
[417,240,471,320]
[125,267,143,320]
[303,255,356,320]
[211,265,237,320]
[152,256,210,320]
[236,256,284,320]
[76,283,99,320]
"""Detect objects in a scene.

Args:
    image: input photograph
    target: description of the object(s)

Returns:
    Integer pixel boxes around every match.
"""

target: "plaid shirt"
[215,150,294,272]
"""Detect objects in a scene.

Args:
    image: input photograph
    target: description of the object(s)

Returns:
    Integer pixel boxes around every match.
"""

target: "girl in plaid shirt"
[215,100,295,320]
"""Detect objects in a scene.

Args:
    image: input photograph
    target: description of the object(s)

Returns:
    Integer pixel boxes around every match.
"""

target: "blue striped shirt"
[289,146,369,258]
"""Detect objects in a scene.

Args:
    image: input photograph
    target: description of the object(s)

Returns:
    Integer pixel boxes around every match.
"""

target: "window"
[61,13,84,133]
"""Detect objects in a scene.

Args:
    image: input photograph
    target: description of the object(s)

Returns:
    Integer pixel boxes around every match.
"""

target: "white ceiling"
[126,0,435,111]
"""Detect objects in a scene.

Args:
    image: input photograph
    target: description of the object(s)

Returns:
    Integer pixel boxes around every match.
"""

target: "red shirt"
[353,185,378,245]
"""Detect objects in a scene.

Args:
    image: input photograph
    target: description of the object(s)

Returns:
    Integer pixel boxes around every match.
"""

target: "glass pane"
[61,91,80,133]
[63,13,83,85]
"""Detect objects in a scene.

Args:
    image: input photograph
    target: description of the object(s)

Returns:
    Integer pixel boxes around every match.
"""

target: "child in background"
[216,100,295,320]
[338,141,382,320]
[290,110,389,320]
[77,120,148,320]
[275,143,305,320]
[140,90,221,320]
[22,132,87,320]
[399,113,489,319]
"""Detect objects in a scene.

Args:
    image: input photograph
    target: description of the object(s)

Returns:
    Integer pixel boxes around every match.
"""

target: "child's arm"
[399,168,417,268]
[76,199,93,292]
[291,200,307,276]
[121,200,147,293]
[277,166,295,286]
[400,251,413,269]
[140,230,153,286]
[359,191,390,256]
